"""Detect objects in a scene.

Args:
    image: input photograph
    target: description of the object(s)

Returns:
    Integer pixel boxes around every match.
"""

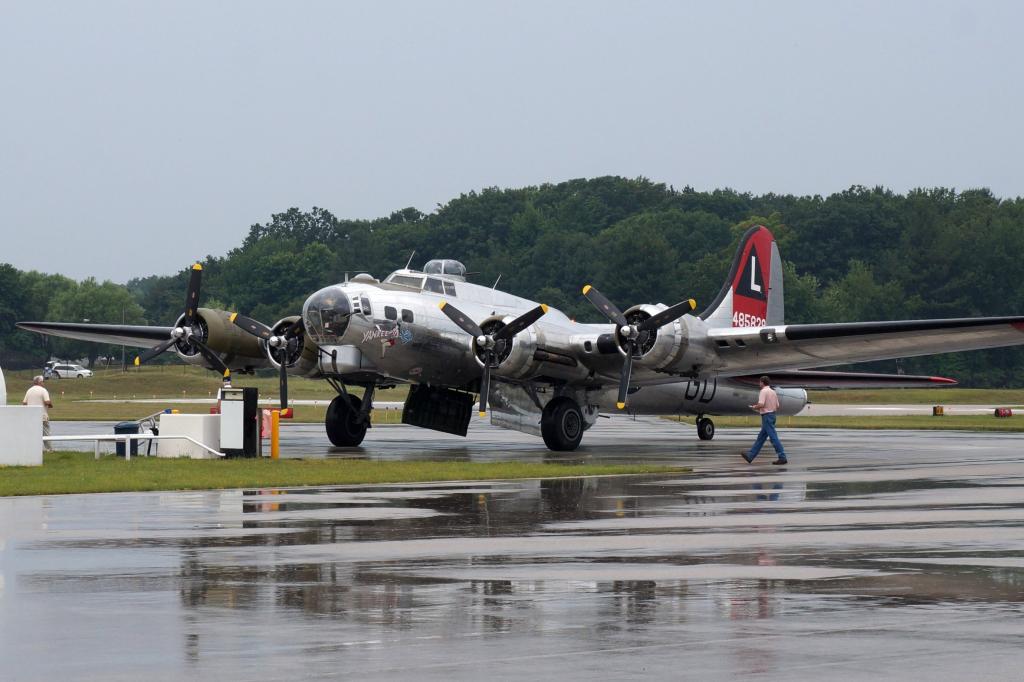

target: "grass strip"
[672,415,1024,431]
[37,402,391,423]
[5,366,407,405]
[806,388,1024,404]
[9,367,1022,407]
[0,452,682,497]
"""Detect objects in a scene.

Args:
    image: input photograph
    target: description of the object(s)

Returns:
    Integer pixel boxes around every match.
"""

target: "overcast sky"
[1,0,1021,283]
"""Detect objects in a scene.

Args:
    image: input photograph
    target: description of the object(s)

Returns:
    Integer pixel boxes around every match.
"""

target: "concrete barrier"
[156,414,220,459]
[0,406,44,466]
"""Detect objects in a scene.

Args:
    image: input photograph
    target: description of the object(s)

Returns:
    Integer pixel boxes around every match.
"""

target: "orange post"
[270,409,280,459]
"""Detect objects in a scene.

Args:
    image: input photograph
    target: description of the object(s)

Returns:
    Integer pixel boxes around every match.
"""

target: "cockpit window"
[303,286,351,344]
[423,278,444,294]
[360,296,372,317]
[443,281,456,297]
[387,274,424,289]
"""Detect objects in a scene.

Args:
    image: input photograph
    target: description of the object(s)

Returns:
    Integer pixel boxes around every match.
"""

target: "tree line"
[2,177,1023,385]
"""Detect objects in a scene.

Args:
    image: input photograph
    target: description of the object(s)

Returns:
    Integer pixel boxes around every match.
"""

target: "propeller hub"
[172,326,185,339]
[268,335,285,348]
[476,335,493,349]
[620,325,638,339]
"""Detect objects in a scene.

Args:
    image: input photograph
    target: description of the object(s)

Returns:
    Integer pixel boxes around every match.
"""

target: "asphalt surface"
[5,417,1024,680]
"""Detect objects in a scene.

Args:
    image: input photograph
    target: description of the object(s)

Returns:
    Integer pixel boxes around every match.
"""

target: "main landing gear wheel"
[541,398,584,451]
[326,395,367,447]
[696,417,715,441]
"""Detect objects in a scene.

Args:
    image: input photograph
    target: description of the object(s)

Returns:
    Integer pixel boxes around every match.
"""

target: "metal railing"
[43,434,225,460]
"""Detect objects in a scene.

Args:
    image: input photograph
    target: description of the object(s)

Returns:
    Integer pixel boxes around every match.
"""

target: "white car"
[50,363,93,379]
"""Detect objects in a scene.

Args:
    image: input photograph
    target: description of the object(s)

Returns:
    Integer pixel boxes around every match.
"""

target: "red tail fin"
[700,225,783,328]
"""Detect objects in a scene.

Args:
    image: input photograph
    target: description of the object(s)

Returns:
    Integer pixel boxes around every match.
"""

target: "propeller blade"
[494,304,548,341]
[191,338,229,375]
[439,301,483,338]
[135,338,177,366]
[582,285,628,328]
[282,318,304,339]
[279,358,289,411]
[229,312,274,340]
[616,342,635,410]
[479,360,491,417]
[182,263,203,327]
[639,298,697,331]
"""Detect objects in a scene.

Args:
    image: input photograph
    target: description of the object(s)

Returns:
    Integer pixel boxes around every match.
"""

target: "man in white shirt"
[22,375,54,451]
[742,375,787,465]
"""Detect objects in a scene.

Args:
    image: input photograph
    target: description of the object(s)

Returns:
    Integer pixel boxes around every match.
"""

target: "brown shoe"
[771,459,788,465]
[741,451,754,464]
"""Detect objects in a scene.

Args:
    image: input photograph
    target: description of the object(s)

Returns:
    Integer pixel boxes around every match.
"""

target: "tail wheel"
[541,397,584,451]
[697,417,715,441]
[326,395,367,446]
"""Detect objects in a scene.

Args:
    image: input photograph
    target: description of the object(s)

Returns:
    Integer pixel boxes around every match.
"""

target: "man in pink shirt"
[742,376,787,465]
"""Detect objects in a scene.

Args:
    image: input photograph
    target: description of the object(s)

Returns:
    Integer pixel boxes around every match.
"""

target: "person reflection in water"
[742,376,787,465]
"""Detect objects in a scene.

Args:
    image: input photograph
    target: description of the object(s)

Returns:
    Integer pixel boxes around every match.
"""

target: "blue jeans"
[749,413,785,460]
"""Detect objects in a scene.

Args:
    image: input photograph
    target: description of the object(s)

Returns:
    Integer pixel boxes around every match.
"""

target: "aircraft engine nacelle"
[479,315,590,383]
[623,304,716,376]
[173,307,269,371]
[264,316,322,379]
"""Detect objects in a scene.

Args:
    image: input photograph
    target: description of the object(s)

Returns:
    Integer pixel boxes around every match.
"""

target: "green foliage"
[5,177,1024,385]
[0,267,78,367]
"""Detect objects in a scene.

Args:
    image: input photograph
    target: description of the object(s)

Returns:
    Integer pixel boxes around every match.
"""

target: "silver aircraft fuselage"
[300,268,806,418]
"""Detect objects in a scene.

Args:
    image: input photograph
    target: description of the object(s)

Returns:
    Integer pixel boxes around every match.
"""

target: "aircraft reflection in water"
[167,475,1022,640]
[177,477,739,626]
[20,226,1024,451]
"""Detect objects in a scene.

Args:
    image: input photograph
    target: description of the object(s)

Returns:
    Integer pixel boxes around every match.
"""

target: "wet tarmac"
[5,418,1024,679]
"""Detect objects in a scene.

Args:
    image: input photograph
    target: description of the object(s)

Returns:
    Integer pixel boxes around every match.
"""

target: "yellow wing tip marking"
[616,401,626,410]
[540,304,549,314]
[582,285,592,295]
[192,263,203,271]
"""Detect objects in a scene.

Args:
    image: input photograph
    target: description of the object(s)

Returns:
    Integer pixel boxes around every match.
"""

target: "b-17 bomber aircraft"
[18,226,1024,451]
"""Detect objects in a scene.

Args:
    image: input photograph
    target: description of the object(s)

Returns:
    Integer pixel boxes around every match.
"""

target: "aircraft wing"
[17,321,173,348]
[731,370,957,389]
[710,316,1024,376]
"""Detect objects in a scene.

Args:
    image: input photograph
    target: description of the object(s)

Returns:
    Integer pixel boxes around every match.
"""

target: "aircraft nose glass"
[303,286,351,344]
